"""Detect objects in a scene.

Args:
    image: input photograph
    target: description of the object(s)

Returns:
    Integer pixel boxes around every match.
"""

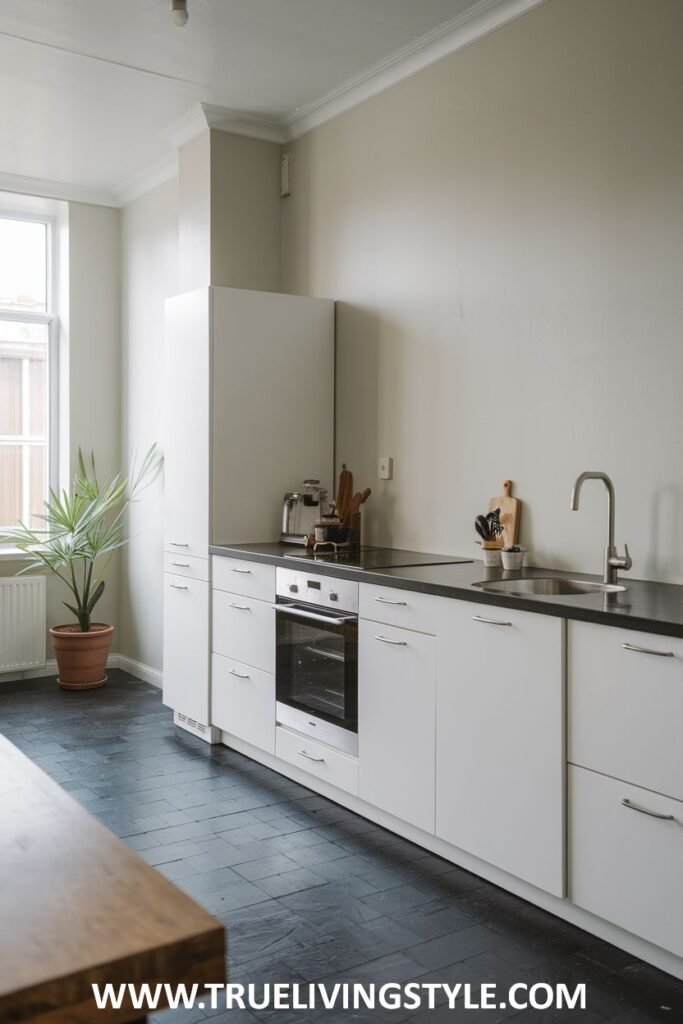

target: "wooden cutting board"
[488,480,521,548]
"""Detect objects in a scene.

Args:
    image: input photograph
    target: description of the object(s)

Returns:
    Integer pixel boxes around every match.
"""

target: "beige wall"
[210,130,282,292]
[1,201,122,638]
[283,0,683,582]
[120,177,179,670]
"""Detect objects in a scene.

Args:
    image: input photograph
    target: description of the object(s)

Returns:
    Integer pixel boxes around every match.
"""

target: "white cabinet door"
[211,653,275,753]
[162,574,209,724]
[436,602,564,896]
[276,726,359,796]
[212,556,275,603]
[359,583,441,635]
[163,290,210,557]
[570,765,683,958]
[569,620,683,801]
[212,590,275,673]
[358,622,436,833]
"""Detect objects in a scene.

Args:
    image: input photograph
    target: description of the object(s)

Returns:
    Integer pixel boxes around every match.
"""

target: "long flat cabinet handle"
[171,561,190,567]
[170,541,189,547]
[374,635,408,646]
[230,603,251,611]
[472,615,512,627]
[621,798,675,822]
[622,642,674,658]
[169,583,188,590]
[375,596,407,606]
[231,567,252,574]
[298,748,325,763]
[229,669,250,679]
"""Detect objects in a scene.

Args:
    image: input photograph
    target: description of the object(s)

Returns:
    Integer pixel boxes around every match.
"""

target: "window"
[0,214,58,532]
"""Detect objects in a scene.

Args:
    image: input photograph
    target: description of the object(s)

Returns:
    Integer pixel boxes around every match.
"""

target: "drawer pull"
[375,596,407,606]
[622,642,674,658]
[230,602,251,611]
[170,541,189,547]
[472,615,512,627]
[229,669,250,679]
[621,798,675,822]
[169,583,188,590]
[375,634,408,646]
[171,561,190,567]
[231,567,252,574]
[298,748,325,763]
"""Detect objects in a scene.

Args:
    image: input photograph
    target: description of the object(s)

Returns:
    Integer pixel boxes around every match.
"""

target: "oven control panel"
[276,568,358,614]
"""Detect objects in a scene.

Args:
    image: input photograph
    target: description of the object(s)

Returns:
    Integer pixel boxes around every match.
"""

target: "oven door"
[274,600,358,755]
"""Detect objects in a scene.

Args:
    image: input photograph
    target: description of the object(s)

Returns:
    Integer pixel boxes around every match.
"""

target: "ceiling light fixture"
[170,0,189,27]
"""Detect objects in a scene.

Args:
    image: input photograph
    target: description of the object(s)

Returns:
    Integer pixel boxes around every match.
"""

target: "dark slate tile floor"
[1,669,681,1023]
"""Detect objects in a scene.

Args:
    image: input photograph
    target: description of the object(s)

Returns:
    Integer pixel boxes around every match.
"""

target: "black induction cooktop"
[282,546,471,570]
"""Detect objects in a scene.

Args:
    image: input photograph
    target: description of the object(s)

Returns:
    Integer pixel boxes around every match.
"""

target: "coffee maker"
[280,479,328,544]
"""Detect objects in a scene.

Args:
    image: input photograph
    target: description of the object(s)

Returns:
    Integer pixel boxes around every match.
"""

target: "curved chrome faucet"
[570,471,632,585]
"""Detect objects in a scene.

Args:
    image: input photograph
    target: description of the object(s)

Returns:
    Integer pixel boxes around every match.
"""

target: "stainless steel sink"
[474,577,626,597]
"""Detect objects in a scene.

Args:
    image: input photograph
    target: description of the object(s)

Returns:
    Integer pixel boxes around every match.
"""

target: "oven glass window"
[276,610,357,731]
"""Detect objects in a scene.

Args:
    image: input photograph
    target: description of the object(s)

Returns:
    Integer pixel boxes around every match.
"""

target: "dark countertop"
[210,542,683,639]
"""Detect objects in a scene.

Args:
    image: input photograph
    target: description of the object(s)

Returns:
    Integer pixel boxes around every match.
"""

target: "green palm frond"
[0,444,162,632]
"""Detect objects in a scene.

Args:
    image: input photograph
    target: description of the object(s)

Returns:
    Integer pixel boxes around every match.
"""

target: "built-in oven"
[274,568,358,756]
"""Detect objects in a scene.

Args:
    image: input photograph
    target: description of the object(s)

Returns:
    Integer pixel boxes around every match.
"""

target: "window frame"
[0,208,59,534]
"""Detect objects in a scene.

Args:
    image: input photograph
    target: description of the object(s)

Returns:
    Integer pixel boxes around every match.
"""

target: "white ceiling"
[0,0,538,204]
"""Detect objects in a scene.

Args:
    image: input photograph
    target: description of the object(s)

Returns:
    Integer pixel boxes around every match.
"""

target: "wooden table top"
[0,733,226,1023]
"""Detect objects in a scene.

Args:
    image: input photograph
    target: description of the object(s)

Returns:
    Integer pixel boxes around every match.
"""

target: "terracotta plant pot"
[50,624,114,690]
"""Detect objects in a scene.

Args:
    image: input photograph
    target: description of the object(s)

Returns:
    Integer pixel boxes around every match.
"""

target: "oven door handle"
[272,603,356,627]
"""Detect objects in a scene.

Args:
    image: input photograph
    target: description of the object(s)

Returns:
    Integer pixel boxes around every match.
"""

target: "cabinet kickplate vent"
[174,711,219,744]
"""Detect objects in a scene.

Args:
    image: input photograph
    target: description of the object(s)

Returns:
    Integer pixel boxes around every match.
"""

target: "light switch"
[378,456,393,480]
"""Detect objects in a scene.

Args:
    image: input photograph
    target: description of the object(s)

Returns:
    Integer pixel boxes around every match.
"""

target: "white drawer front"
[212,590,274,673]
[212,556,275,602]
[359,583,441,635]
[276,725,359,796]
[570,765,683,958]
[163,552,209,581]
[569,620,683,801]
[211,653,274,754]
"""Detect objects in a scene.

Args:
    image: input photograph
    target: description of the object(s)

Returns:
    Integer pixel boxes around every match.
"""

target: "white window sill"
[0,547,32,562]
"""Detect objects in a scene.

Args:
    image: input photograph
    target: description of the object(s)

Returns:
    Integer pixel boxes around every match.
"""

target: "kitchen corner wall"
[282,0,683,583]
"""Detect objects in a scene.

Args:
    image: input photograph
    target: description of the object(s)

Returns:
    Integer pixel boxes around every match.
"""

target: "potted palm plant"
[1,445,161,690]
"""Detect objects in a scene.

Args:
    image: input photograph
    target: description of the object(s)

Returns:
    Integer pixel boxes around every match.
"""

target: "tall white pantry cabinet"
[162,286,335,733]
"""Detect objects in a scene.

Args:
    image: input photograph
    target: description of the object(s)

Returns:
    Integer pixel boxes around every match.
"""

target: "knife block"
[348,512,362,550]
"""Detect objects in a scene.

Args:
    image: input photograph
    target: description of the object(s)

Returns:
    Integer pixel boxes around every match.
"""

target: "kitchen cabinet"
[358,619,436,833]
[359,583,442,635]
[162,574,209,725]
[568,620,683,802]
[276,725,359,796]
[163,290,211,560]
[212,556,275,603]
[212,590,275,673]
[570,765,683,958]
[212,653,275,754]
[162,288,334,731]
[436,601,564,897]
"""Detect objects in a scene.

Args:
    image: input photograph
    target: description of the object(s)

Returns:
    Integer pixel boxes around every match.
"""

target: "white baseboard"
[117,654,162,689]
[1,652,162,688]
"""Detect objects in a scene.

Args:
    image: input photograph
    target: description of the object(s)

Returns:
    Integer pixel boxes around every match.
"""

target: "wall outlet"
[378,456,393,480]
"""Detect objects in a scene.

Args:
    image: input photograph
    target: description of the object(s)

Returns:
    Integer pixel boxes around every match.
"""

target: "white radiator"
[0,576,46,673]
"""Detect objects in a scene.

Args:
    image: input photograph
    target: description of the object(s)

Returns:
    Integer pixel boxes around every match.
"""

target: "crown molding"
[0,171,117,208]
[162,101,284,149]
[115,155,178,207]
[282,0,548,139]
[114,0,548,205]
